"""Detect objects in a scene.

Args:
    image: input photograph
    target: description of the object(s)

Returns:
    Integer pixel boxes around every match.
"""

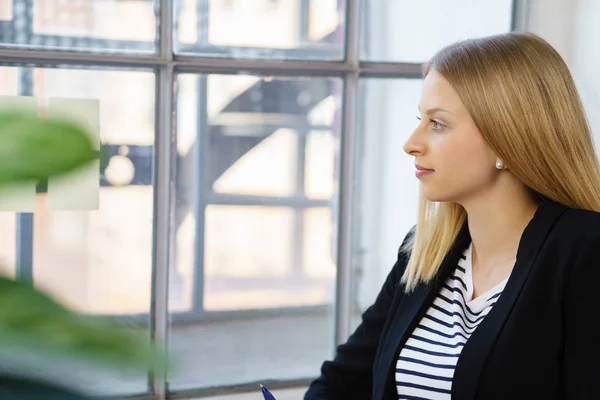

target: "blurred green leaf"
[0,277,168,375]
[0,112,98,185]
[0,110,170,383]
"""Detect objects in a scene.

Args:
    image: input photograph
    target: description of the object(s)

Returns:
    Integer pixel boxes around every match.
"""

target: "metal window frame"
[0,0,524,398]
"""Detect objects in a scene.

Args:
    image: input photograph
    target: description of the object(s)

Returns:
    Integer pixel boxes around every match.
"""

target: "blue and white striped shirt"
[396,243,508,399]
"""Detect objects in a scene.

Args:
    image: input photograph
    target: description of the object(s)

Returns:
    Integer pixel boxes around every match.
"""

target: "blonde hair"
[402,32,600,291]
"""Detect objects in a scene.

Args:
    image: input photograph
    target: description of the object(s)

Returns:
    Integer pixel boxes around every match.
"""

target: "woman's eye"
[417,116,443,130]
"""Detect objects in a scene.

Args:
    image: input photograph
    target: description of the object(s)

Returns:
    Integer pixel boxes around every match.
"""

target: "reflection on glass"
[0,0,157,53]
[361,0,513,62]
[0,66,154,395]
[204,205,296,310]
[213,129,298,197]
[175,0,345,60]
[171,73,341,389]
[0,1,11,21]
[303,207,336,279]
[28,68,155,317]
[305,131,336,200]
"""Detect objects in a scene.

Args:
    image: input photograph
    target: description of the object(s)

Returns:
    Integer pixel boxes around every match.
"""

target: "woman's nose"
[403,128,426,156]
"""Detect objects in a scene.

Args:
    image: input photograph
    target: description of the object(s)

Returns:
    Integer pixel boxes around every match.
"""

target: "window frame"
[0,0,524,398]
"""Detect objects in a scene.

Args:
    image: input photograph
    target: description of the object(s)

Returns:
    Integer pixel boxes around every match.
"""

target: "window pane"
[175,0,345,60]
[305,130,336,199]
[351,79,422,333]
[204,205,296,310]
[0,66,154,395]
[213,128,299,197]
[0,0,157,53]
[0,2,11,21]
[303,207,335,279]
[171,73,342,389]
[361,0,513,62]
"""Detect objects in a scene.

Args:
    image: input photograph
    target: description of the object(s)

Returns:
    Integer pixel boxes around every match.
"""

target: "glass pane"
[351,78,422,333]
[303,207,336,278]
[213,128,298,197]
[170,73,342,389]
[0,66,154,396]
[175,0,345,60]
[305,130,336,199]
[0,2,11,21]
[361,0,513,62]
[0,0,157,53]
[205,205,296,310]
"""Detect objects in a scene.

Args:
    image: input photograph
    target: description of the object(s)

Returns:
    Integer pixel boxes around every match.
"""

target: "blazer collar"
[453,198,566,399]
[377,197,566,400]
[375,223,471,400]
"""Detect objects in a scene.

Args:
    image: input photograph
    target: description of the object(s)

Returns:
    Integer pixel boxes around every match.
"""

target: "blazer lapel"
[374,224,472,400]
[452,199,567,399]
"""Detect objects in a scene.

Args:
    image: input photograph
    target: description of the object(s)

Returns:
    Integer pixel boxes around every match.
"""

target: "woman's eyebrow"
[419,106,454,115]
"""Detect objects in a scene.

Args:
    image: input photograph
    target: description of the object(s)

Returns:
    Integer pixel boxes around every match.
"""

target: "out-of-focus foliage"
[0,111,168,396]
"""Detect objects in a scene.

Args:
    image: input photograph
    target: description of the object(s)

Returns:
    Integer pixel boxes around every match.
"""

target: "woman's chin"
[421,190,454,203]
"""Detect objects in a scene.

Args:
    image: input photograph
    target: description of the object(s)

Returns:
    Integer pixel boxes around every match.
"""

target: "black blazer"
[305,199,600,399]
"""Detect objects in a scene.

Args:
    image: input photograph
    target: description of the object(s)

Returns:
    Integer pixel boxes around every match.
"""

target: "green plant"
[0,111,168,396]
[0,112,99,184]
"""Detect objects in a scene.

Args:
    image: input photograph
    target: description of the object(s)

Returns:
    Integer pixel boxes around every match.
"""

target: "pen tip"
[260,384,264,388]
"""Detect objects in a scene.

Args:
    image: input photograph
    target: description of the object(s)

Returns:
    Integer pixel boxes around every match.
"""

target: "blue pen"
[260,384,277,400]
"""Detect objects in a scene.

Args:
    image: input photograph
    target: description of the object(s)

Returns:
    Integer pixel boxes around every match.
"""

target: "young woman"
[305,32,600,400]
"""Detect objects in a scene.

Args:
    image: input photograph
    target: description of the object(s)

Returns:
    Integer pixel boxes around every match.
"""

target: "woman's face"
[403,69,500,203]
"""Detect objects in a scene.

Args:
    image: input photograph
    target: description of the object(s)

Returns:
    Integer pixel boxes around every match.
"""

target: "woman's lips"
[415,165,434,178]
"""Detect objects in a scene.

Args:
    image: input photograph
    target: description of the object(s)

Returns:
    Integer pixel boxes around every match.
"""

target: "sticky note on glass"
[47,98,100,211]
[0,96,38,212]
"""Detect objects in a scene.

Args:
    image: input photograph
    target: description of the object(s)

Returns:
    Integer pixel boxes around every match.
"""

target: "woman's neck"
[462,181,538,272]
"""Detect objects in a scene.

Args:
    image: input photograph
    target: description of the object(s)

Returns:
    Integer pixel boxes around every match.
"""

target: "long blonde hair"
[402,32,600,291]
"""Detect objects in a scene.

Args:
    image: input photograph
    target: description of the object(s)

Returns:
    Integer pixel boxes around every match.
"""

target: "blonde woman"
[305,32,600,400]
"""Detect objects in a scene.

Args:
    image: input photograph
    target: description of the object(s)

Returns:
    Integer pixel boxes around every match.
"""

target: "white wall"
[526,0,578,62]
[354,0,600,311]
[355,1,513,311]
[355,79,422,311]
[354,1,513,311]
[527,0,600,142]
[570,1,600,143]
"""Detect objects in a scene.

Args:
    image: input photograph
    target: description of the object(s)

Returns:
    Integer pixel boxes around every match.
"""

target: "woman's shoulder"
[549,207,600,257]
[554,208,600,301]
[555,207,600,238]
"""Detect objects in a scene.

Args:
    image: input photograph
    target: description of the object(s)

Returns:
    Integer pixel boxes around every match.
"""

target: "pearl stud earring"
[496,161,504,170]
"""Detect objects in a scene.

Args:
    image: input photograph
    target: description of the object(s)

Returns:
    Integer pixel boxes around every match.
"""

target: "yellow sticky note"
[47,98,100,211]
[0,96,37,212]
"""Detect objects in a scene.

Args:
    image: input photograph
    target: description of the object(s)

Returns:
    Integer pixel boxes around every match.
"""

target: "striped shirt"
[396,242,508,399]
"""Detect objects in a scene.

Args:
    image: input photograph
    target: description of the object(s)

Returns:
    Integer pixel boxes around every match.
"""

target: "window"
[0,0,517,398]
[0,65,154,395]
[352,78,422,329]
[2,0,157,53]
[361,0,513,62]
[175,0,345,59]
[170,73,340,388]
